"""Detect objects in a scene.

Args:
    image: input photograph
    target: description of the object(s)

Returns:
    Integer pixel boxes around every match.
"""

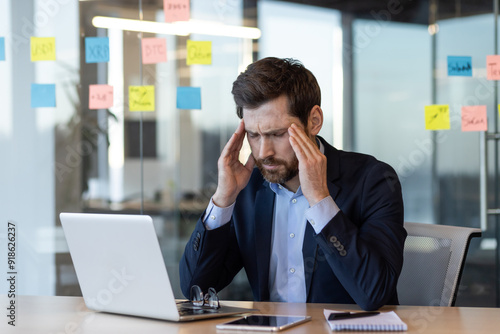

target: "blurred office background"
[0,0,499,307]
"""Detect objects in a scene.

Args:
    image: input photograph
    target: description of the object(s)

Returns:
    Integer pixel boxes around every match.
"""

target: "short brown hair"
[231,57,321,126]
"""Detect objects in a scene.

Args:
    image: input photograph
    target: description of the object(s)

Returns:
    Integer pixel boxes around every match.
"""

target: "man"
[179,57,406,311]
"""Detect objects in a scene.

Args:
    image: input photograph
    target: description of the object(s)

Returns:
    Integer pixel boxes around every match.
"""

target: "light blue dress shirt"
[203,140,340,302]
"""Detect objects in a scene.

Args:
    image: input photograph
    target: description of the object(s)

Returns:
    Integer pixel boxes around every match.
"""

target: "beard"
[255,155,299,185]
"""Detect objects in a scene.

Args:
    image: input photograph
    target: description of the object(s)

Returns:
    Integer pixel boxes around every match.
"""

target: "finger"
[288,124,318,158]
[234,120,247,153]
[221,121,245,157]
[288,133,307,163]
[293,124,319,152]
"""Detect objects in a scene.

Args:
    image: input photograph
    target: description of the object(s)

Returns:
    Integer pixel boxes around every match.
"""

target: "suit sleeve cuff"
[305,196,340,234]
[203,197,235,230]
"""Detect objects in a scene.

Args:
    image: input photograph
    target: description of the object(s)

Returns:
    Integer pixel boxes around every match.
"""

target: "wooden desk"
[1,295,499,333]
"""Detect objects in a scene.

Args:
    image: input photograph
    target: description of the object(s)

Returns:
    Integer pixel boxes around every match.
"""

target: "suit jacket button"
[339,250,347,257]
[193,243,199,251]
[329,236,337,243]
[333,241,341,248]
[336,244,344,251]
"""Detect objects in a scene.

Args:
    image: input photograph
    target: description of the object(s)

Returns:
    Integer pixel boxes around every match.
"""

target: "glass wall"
[1,0,499,307]
[354,6,499,306]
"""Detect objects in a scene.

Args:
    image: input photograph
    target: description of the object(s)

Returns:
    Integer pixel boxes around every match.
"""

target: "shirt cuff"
[202,197,235,230]
[305,196,340,234]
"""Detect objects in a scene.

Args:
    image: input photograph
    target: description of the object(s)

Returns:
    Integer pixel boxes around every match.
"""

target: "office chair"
[396,222,481,306]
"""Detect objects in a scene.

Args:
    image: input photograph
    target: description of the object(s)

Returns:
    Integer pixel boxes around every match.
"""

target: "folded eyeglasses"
[189,285,220,309]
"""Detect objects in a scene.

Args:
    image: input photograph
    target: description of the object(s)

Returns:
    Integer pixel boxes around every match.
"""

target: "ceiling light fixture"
[92,16,261,40]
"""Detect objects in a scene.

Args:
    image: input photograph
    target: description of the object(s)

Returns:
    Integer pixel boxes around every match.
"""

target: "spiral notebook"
[324,309,408,331]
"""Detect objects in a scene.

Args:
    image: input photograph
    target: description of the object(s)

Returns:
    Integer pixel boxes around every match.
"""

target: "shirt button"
[289,268,295,273]
[310,219,315,226]
[210,215,216,220]
[279,185,283,189]
[289,233,295,238]
[292,199,297,204]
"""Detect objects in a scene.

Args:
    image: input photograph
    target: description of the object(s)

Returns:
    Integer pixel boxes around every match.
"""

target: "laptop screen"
[60,213,180,321]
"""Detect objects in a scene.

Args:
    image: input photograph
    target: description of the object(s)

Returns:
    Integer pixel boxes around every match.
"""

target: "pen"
[328,311,380,321]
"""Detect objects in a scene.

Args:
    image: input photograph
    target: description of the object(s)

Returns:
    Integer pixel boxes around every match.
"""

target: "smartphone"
[216,315,311,331]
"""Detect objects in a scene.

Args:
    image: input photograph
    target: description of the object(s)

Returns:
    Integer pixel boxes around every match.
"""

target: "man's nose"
[258,137,274,159]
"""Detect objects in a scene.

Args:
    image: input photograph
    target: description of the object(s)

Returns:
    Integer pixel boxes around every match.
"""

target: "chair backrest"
[397,222,481,307]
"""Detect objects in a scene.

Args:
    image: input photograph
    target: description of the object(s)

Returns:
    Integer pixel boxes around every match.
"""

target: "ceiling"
[81,0,496,25]
[279,0,494,24]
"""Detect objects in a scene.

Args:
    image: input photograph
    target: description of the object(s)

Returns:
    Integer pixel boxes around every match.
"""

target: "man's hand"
[212,120,256,208]
[288,123,330,207]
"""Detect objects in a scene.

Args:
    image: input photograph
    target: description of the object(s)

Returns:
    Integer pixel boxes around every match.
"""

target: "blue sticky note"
[177,87,201,109]
[85,37,109,63]
[448,56,472,76]
[31,83,56,108]
[0,37,5,61]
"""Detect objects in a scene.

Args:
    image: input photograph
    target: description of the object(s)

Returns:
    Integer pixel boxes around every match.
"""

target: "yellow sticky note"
[425,105,450,130]
[31,37,56,61]
[129,86,155,112]
[186,40,212,65]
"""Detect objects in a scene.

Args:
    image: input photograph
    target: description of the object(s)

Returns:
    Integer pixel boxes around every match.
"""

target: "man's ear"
[308,105,323,136]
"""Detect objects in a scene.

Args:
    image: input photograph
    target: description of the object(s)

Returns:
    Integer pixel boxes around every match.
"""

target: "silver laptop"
[60,212,254,321]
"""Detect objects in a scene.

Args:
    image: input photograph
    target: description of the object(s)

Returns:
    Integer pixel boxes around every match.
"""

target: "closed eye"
[274,131,286,137]
[247,132,259,139]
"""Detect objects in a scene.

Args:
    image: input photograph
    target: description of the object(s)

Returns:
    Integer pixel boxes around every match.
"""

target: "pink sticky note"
[142,38,167,64]
[89,84,114,109]
[164,0,190,22]
[462,105,487,132]
[487,55,500,80]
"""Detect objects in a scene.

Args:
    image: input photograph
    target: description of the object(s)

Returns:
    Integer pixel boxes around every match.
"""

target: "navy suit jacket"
[179,137,406,311]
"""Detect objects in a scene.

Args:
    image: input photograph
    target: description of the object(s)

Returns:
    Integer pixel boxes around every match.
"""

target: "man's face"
[243,95,307,186]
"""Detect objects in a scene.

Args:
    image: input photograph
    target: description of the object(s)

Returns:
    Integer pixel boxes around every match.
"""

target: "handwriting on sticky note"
[164,0,190,22]
[85,37,109,63]
[462,105,487,132]
[187,40,212,65]
[177,87,201,109]
[142,38,167,64]
[425,105,450,130]
[487,55,500,80]
[447,56,472,76]
[89,85,114,109]
[129,86,155,112]
[0,37,5,61]
[31,83,56,108]
[31,37,56,61]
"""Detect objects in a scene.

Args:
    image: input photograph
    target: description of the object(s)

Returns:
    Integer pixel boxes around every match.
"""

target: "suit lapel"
[319,136,341,201]
[254,182,275,301]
